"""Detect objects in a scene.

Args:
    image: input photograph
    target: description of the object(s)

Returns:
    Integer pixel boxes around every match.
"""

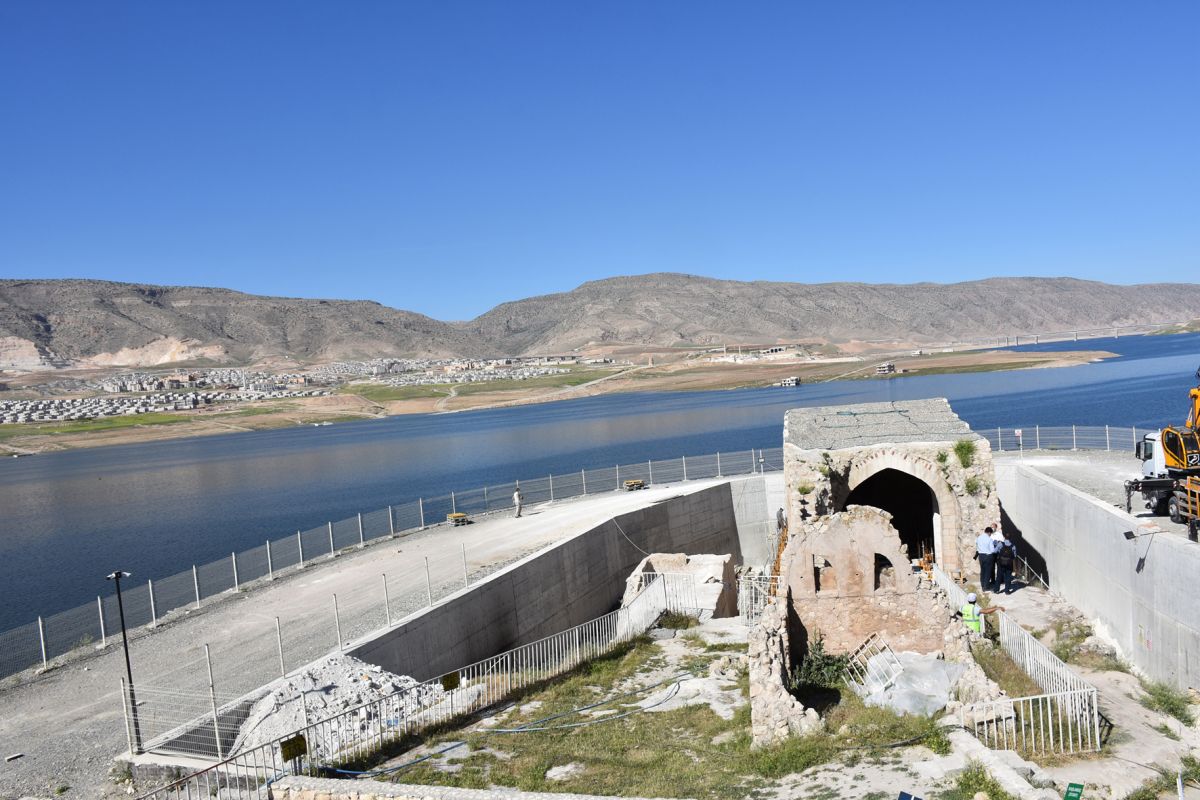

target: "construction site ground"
[371,616,952,800]
[0,480,724,800]
[989,583,1200,799]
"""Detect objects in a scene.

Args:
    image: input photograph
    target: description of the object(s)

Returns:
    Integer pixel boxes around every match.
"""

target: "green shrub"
[658,611,699,630]
[953,439,976,468]
[788,633,848,690]
[796,483,815,495]
[964,476,982,495]
[1139,679,1195,725]
[941,763,1015,800]
[936,450,948,464]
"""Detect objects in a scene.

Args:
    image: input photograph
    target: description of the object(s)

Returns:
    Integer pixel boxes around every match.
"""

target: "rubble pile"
[233,654,443,756]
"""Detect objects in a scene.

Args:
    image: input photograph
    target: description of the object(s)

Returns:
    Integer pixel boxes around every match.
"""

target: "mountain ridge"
[2,274,1197,369]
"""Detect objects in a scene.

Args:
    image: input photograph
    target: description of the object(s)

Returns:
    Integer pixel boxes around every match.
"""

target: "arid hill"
[2,275,1198,368]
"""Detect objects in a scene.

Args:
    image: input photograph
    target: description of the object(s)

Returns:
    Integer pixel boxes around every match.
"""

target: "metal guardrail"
[929,565,1100,755]
[737,575,778,623]
[981,424,1154,454]
[0,446,782,681]
[133,573,693,799]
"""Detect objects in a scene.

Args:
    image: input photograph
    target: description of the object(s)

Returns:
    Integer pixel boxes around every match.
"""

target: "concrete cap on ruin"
[784,398,978,451]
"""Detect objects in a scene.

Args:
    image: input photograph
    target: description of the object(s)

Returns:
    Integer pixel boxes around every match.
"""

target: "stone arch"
[843,451,962,573]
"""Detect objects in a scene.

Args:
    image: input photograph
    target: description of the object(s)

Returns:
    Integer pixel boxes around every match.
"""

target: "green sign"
[1064,783,1084,800]
[280,734,308,762]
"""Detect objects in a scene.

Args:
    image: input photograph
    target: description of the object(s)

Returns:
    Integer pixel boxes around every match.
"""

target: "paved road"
[994,450,1190,537]
[0,480,720,800]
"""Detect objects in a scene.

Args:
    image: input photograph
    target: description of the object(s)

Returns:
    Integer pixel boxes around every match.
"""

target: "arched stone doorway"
[842,452,962,572]
[845,469,938,562]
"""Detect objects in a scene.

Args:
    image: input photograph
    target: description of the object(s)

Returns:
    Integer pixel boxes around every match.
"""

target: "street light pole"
[107,570,143,753]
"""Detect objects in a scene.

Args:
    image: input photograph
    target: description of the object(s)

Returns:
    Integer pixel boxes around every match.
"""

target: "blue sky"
[2,2,1197,320]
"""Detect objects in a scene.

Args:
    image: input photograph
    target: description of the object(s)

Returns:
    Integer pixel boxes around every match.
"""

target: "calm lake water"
[2,332,1199,629]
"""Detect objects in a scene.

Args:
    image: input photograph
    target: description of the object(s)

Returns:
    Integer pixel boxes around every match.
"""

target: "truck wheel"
[1169,496,1184,524]
[1154,496,1170,516]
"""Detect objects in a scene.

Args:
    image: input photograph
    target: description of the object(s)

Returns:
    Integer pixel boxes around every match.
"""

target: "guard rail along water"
[930,564,1101,756]
[0,446,781,681]
[133,573,698,800]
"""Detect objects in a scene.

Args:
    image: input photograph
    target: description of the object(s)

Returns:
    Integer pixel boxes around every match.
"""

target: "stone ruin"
[749,399,1004,746]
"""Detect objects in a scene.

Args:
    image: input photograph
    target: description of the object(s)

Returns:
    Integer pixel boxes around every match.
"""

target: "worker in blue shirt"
[975,526,999,591]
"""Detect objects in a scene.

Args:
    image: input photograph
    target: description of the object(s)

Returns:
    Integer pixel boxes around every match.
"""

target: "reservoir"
[1,332,1199,630]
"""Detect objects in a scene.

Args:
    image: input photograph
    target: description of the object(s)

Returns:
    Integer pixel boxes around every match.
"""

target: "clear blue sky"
[2,2,1197,320]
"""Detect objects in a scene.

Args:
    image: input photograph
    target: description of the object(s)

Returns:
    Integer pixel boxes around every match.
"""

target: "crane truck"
[1125,367,1200,532]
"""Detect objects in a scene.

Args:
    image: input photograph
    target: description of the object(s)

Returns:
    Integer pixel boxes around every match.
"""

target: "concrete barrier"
[996,463,1200,689]
[729,473,784,568]
[350,482,744,681]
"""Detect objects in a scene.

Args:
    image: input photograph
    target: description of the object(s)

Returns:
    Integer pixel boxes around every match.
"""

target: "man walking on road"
[513,486,523,518]
[976,526,998,590]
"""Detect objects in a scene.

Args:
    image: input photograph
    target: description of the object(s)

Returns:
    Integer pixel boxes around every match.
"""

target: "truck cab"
[1137,433,1167,479]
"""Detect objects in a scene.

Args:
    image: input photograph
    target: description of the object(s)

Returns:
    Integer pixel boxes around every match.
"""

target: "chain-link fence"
[0,446,783,682]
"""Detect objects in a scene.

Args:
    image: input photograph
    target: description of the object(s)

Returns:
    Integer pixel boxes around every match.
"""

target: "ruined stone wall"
[747,596,820,747]
[784,439,1000,581]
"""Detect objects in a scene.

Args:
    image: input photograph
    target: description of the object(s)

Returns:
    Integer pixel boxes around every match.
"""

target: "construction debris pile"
[233,654,443,755]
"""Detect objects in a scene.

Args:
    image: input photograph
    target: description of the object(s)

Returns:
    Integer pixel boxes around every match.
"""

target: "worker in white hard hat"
[960,591,1005,634]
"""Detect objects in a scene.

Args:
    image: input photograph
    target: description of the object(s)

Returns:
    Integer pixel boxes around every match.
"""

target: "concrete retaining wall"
[729,473,783,568]
[996,463,1200,689]
[350,482,743,681]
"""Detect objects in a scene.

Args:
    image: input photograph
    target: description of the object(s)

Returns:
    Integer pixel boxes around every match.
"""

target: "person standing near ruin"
[995,538,1017,594]
[975,526,998,590]
[513,486,523,518]
[960,592,1004,634]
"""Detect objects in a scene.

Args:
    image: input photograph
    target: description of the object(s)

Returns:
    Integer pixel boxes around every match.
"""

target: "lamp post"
[107,570,143,753]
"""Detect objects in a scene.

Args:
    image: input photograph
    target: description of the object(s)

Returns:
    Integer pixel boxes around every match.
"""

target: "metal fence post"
[682,455,688,481]
[647,460,653,484]
[120,678,134,755]
[1105,425,1110,451]
[549,474,554,501]
[388,505,395,536]
[1036,425,1041,450]
[204,644,223,760]
[328,521,336,557]
[357,513,365,547]
[462,543,469,588]
[615,464,620,488]
[997,428,1002,451]
[97,597,107,647]
[266,540,274,580]
[425,557,433,607]
[333,594,343,650]
[716,451,722,477]
[297,531,305,567]
[148,579,157,627]
[382,574,391,627]
[193,565,201,609]
[451,491,457,514]
[483,487,489,511]
[582,469,587,494]
[231,552,239,591]
[1072,425,1077,450]
[275,617,285,677]
[419,497,425,529]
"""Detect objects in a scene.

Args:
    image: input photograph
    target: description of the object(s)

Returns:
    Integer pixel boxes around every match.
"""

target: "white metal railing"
[630,572,701,615]
[981,424,1155,455]
[737,575,778,622]
[844,633,904,696]
[930,565,1100,754]
[960,688,1100,755]
[134,574,678,799]
[0,446,782,682]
